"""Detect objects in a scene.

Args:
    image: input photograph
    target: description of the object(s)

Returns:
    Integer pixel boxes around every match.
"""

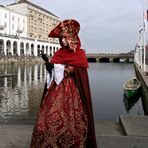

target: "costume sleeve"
[54,64,65,85]
[46,64,65,88]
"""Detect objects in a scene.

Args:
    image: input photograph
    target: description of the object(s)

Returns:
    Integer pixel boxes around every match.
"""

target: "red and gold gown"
[30,46,97,148]
[30,68,95,148]
[30,67,89,148]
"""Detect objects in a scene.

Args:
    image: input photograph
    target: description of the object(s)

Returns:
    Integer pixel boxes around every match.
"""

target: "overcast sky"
[1,0,147,53]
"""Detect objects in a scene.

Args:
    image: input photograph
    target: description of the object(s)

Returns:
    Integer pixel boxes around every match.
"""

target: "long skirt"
[30,75,88,148]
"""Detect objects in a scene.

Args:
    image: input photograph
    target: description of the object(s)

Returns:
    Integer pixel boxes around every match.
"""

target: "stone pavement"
[0,124,32,148]
[0,115,148,148]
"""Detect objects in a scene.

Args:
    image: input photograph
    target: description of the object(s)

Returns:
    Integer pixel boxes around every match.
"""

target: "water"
[88,63,143,121]
[0,63,144,124]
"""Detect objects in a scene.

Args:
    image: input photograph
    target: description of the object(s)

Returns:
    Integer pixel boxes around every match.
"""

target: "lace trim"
[47,64,65,88]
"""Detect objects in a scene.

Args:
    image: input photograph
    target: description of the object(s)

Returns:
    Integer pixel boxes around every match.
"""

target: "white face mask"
[62,37,68,46]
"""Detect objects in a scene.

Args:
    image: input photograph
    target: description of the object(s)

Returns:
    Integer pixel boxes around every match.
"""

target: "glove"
[45,62,54,74]
[41,54,49,63]
[40,50,49,63]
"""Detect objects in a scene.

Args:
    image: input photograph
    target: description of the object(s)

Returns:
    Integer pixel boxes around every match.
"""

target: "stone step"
[119,115,148,137]
[96,135,148,148]
[95,121,125,136]
[95,119,148,148]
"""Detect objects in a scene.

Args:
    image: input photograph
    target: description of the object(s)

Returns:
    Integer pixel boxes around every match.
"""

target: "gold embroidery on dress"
[30,76,88,148]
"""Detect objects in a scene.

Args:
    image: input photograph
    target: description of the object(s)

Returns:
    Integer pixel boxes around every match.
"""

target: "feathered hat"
[48,19,81,51]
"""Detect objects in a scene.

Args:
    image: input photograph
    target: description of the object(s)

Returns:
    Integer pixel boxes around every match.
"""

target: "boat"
[123,77,141,99]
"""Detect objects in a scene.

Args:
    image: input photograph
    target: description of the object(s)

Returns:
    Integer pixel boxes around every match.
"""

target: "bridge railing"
[86,53,134,63]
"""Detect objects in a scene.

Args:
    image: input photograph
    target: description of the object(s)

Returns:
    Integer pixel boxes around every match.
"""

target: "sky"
[1,0,147,53]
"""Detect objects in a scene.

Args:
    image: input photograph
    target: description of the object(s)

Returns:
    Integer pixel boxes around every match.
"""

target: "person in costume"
[30,19,97,148]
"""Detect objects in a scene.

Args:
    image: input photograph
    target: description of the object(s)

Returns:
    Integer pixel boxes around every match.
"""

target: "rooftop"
[7,0,59,18]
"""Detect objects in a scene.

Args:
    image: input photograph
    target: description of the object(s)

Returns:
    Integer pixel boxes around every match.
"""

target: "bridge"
[86,53,134,63]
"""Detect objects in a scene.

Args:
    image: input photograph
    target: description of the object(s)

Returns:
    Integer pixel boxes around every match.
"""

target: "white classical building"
[0,35,60,56]
[0,1,60,56]
[0,5,10,35]
[0,5,27,37]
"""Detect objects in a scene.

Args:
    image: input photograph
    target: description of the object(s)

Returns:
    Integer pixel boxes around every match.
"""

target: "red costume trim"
[50,48,88,68]
[74,67,97,148]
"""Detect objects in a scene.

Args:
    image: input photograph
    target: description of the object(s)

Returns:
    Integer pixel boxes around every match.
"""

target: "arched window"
[0,39,4,55]
[20,42,24,55]
[6,40,11,55]
[13,41,18,56]
[31,44,34,56]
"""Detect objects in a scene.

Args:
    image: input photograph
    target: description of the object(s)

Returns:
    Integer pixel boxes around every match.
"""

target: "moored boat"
[123,77,141,99]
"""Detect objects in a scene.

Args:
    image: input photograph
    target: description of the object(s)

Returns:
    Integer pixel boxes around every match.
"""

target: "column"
[34,40,38,56]
[52,47,54,56]
[48,46,50,56]
[11,40,14,55]
[17,41,20,56]
[29,43,32,56]
[24,42,27,56]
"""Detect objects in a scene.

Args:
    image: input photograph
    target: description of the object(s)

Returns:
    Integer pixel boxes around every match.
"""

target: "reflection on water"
[123,92,141,113]
[0,63,144,123]
[0,63,46,124]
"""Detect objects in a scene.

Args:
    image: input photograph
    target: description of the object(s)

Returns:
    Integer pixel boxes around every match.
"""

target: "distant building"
[0,0,61,56]
[0,5,27,37]
[7,0,60,44]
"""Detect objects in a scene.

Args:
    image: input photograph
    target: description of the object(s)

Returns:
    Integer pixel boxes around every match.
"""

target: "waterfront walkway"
[0,115,148,148]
